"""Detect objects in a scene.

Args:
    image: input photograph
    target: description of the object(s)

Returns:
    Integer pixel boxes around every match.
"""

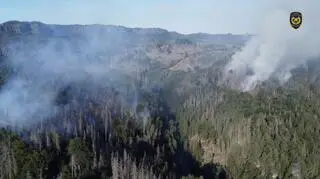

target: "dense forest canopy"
[0,21,320,179]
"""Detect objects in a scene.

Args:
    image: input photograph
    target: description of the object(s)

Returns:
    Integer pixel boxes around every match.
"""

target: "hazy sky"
[0,0,295,34]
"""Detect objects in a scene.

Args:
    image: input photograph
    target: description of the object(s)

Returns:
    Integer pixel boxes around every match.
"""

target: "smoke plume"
[0,25,146,127]
[225,0,320,91]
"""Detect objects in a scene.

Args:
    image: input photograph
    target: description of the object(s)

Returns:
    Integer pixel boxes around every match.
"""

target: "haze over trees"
[0,21,320,179]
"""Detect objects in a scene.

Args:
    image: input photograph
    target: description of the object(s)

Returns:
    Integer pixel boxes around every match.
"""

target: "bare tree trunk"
[111,153,119,179]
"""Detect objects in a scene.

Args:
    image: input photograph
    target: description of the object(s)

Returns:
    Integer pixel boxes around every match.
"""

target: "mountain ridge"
[0,20,252,44]
[0,20,252,35]
[1,19,320,179]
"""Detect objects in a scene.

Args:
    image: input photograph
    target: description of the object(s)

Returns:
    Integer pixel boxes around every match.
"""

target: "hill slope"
[1,21,320,179]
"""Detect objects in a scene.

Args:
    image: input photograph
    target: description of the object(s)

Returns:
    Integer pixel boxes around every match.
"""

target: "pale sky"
[0,0,290,34]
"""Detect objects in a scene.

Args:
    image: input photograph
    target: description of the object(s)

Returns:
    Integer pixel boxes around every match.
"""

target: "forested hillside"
[0,21,320,179]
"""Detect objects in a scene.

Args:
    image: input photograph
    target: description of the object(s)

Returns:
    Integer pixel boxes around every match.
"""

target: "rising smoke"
[225,0,320,91]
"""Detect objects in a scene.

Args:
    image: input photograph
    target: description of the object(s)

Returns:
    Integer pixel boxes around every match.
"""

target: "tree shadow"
[9,84,227,179]
[126,88,227,179]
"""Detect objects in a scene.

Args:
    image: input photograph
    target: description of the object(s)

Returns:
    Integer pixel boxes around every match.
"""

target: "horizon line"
[0,20,254,36]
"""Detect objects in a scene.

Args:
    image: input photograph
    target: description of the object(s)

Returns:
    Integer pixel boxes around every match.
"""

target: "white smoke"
[225,0,320,91]
[0,25,147,127]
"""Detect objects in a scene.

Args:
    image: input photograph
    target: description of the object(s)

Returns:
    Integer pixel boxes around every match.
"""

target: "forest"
[1,21,320,179]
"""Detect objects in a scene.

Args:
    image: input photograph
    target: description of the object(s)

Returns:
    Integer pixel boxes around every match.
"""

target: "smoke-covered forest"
[1,20,320,179]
